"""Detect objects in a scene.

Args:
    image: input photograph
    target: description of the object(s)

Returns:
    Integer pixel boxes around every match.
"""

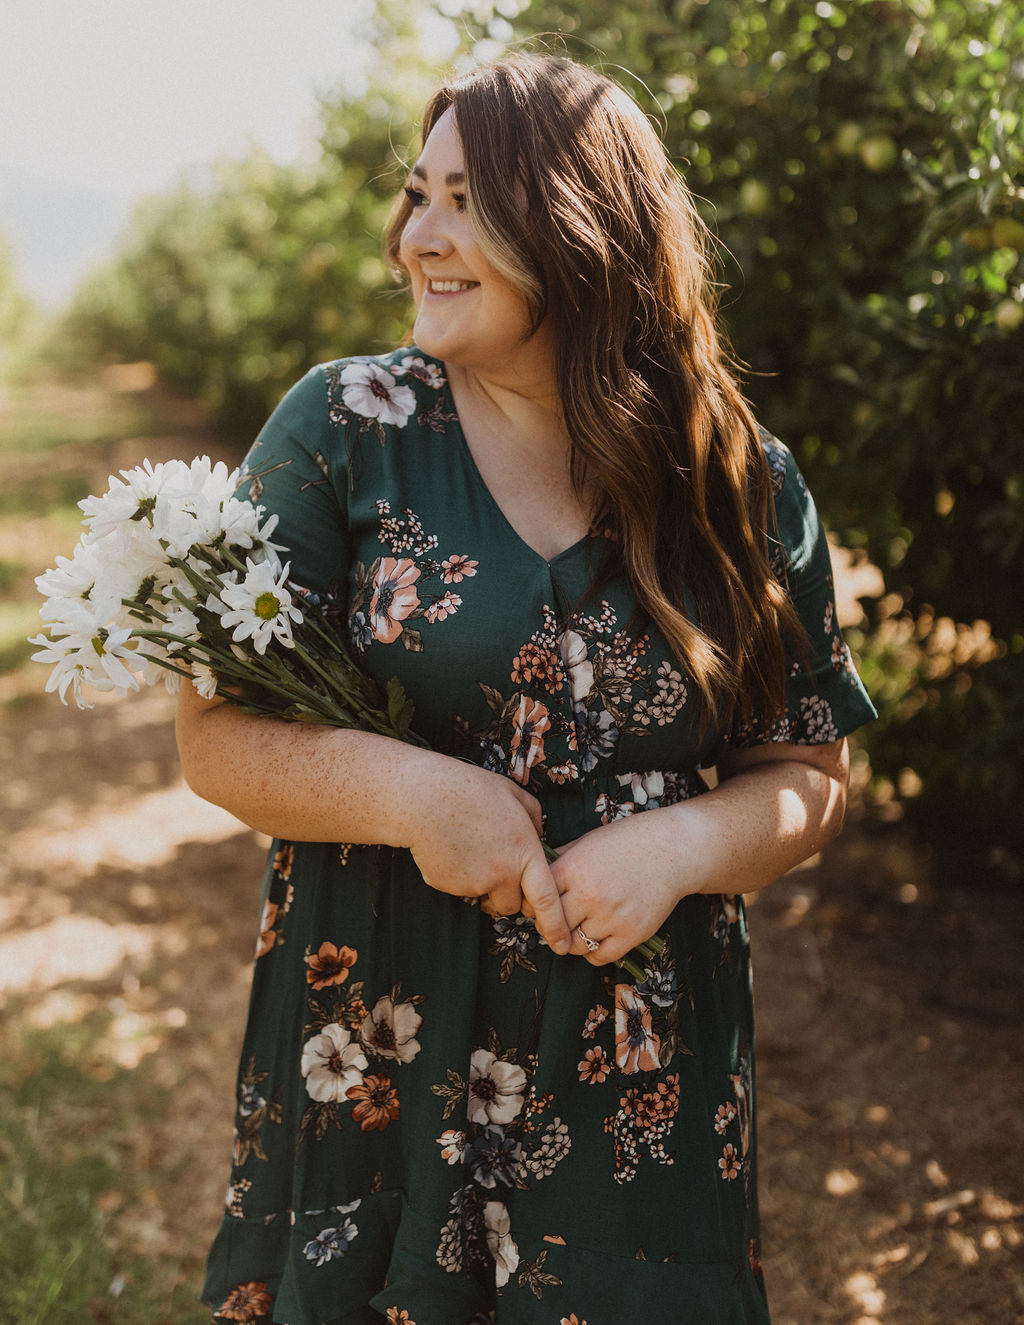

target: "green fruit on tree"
[834,122,862,156]
[858,134,898,172]
[992,216,1024,252]
[960,226,993,251]
[993,299,1023,332]
[738,178,772,216]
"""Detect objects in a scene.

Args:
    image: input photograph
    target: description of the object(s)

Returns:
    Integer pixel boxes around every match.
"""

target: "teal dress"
[203,348,875,1325]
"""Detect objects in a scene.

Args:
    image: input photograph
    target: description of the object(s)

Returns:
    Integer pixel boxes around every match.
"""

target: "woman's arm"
[175,684,573,953]
[547,738,850,965]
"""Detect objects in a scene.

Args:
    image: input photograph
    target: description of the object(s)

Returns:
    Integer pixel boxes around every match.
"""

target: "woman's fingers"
[520,852,571,954]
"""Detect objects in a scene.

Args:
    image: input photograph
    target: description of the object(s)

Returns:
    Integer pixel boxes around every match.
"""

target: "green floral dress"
[203,348,875,1325]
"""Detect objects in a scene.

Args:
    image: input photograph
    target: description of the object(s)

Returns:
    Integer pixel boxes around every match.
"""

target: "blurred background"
[1,0,1021,1321]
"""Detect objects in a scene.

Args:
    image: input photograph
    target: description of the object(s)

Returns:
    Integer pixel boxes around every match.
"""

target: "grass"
[0,1004,211,1324]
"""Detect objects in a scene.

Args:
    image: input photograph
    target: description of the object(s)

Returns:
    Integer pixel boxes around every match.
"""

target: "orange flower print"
[547,760,578,784]
[369,557,421,644]
[215,1280,273,1321]
[424,589,461,623]
[510,640,563,690]
[386,1309,416,1325]
[614,985,661,1074]
[347,1073,400,1131]
[273,843,293,879]
[582,1004,609,1038]
[255,900,279,959]
[440,554,477,583]
[507,694,552,786]
[578,1046,610,1084]
[714,1102,737,1135]
[305,941,357,989]
[719,1143,743,1180]
[560,1315,588,1325]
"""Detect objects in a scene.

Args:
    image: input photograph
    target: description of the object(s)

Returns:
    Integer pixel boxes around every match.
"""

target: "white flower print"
[616,770,665,807]
[340,362,416,427]
[436,1128,466,1165]
[300,1023,368,1102]
[359,995,423,1064]
[633,660,687,727]
[467,1049,527,1125]
[436,1216,464,1274]
[558,629,594,704]
[798,695,839,743]
[521,1117,571,1180]
[303,1219,358,1265]
[395,354,445,389]
[483,1200,519,1287]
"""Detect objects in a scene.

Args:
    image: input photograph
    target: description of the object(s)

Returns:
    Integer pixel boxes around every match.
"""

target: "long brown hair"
[385,53,805,733]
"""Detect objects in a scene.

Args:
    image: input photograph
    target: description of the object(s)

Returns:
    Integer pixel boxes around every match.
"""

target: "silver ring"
[577,925,599,953]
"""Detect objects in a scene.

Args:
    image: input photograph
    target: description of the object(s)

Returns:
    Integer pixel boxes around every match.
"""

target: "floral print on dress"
[202,348,874,1320]
[298,949,424,1142]
[214,1280,274,1322]
[348,502,480,654]
[255,843,294,958]
[466,599,699,794]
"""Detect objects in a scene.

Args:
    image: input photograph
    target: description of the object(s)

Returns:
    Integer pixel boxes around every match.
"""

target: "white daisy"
[30,603,141,707]
[190,660,219,699]
[215,558,303,655]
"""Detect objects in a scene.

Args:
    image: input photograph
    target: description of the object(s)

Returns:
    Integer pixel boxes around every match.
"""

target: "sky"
[0,0,393,308]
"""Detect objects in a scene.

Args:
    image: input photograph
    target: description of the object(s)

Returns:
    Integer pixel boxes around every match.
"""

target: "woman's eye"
[403,185,427,207]
[453,193,467,212]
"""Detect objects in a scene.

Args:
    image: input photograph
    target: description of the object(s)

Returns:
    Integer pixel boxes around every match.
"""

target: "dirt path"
[3,370,1022,1323]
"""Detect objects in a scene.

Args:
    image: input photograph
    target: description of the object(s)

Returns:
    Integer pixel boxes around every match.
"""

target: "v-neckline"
[440,367,594,569]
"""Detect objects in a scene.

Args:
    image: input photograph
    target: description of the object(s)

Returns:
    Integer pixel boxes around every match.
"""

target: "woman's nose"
[405,206,455,259]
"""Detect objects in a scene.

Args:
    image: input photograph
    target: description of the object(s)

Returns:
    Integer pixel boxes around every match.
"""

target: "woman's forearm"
[672,753,848,899]
[176,687,457,846]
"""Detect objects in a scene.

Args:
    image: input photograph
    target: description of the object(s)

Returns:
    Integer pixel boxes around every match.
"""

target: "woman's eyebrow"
[410,163,466,186]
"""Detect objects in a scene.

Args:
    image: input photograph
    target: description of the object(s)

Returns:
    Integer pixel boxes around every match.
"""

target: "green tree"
[60,2,440,438]
[449,0,1024,850]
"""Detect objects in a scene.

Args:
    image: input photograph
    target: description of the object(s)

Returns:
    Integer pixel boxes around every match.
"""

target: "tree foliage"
[60,6,435,437]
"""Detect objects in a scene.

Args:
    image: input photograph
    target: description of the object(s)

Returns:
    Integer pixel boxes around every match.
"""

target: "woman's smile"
[424,278,480,296]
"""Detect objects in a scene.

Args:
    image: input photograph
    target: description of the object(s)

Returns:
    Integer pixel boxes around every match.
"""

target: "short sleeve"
[731,438,877,749]
[236,366,348,596]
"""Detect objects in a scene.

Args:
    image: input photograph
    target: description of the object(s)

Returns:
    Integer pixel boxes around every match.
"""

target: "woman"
[178,53,875,1324]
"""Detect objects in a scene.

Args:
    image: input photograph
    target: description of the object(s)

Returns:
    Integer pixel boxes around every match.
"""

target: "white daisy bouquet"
[30,456,427,744]
[31,455,666,978]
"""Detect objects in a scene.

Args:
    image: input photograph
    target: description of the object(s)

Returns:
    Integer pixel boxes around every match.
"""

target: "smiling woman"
[174,51,875,1325]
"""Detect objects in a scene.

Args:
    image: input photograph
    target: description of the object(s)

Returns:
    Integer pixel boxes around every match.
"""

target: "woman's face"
[399,108,552,383]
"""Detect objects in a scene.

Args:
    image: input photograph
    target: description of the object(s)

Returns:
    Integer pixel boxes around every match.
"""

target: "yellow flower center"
[254,591,281,621]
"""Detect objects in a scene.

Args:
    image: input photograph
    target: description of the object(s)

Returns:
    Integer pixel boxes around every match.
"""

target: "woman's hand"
[404,763,573,955]
[547,813,688,966]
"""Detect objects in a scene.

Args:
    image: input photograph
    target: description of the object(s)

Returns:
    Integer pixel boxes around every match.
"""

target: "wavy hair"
[385,53,805,733]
